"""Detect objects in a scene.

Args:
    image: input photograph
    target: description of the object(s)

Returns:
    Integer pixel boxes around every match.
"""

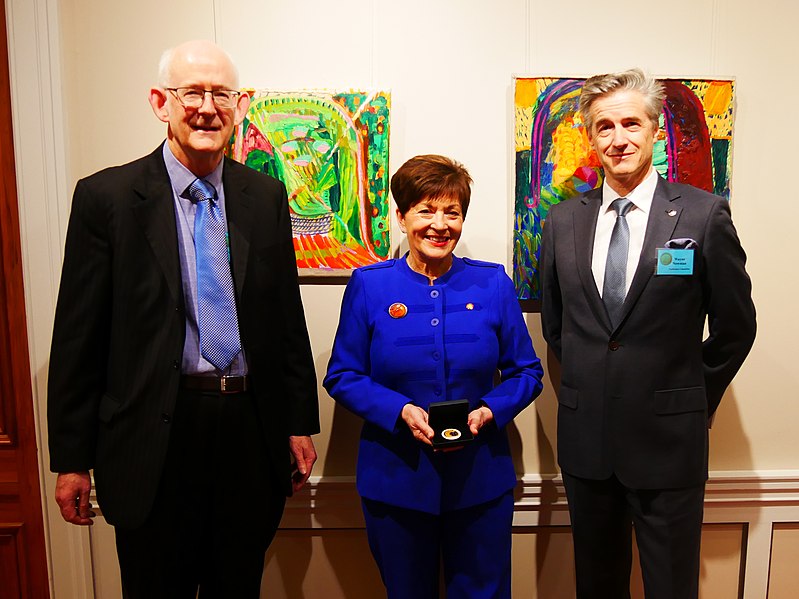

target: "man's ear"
[233,91,251,126]
[149,88,170,123]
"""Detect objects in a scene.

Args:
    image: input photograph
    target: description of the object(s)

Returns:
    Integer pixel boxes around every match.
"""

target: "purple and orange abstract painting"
[228,89,391,274]
[513,77,734,299]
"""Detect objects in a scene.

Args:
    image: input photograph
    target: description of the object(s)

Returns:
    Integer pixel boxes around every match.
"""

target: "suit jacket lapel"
[131,147,181,303]
[618,177,681,324]
[573,188,612,331]
[222,159,253,299]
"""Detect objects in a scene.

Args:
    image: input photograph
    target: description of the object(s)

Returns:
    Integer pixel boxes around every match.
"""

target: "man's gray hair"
[157,42,240,88]
[579,68,665,132]
[157,48,176,87]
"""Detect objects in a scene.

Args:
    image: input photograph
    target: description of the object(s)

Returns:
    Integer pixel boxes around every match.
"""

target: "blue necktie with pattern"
[188,178,242,370]
[602,197,634,328]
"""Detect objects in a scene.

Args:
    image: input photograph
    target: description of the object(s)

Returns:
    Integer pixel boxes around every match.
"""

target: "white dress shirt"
[591,168,659,297]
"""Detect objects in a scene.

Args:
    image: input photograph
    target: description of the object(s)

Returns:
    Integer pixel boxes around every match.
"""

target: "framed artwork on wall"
[513,76,735,300]
[228,89,391,275]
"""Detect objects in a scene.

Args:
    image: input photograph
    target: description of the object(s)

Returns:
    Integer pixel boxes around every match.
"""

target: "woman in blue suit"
[324,155,544,599]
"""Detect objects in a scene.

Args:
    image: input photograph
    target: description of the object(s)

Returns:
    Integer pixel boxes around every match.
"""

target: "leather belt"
[181,375,249,394]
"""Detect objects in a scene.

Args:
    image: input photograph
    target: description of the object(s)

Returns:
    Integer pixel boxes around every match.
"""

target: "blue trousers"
[362,491,514,599]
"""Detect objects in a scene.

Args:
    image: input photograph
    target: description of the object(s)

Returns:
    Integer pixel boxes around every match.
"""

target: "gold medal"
[441,428,462,440]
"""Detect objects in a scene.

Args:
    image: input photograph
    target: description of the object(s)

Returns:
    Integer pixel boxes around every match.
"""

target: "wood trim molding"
[0,0,25,452]
[0,1,51,596]
[89,469,799,529]
[270,470,799,529]
[5,0,83,597]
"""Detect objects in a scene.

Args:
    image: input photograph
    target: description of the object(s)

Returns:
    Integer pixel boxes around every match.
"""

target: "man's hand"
[401,404,434,447]
[288,436,317,493]
[55,471,95,526]
[468,405,494,436]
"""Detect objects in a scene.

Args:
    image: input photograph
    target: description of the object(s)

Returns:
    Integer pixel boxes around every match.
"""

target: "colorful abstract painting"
[228,89,390,273]
[514,77,734,299]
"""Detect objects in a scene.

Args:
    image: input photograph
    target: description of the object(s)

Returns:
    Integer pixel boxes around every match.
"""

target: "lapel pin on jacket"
[388,302,408,318]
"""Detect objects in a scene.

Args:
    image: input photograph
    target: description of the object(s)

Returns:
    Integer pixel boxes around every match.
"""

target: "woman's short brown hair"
[390,155,472,216]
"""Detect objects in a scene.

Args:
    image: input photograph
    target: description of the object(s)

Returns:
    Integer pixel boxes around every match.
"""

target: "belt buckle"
[220,376,234,393]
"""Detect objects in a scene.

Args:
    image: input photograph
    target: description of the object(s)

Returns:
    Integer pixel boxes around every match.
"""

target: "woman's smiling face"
[397,196,464,273]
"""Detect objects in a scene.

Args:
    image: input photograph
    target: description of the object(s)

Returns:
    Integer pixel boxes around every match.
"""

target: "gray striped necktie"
[602,197,634,328]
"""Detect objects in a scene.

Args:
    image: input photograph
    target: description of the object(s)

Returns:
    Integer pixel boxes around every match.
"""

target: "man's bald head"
[149,40,249,177]
[158,40,240,89]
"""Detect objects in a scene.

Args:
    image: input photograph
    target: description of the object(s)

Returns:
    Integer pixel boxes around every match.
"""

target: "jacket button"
[608,341,620,351]
[172,360,180,369]
[161,413,171,423]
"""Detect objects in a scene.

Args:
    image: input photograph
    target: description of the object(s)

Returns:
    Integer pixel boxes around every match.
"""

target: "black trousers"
[115,388,285,599]
[563,471,705,599]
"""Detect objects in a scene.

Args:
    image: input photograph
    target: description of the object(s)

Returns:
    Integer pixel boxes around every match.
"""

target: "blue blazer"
[324,255,543,514]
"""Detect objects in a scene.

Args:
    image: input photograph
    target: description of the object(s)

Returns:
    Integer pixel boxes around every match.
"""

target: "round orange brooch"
[388,303,408,318]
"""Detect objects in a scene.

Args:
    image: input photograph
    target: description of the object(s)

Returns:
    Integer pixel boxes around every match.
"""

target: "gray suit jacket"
[540,176,755,489]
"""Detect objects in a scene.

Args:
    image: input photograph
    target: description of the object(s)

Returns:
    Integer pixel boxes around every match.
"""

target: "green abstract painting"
[229,89,391,273]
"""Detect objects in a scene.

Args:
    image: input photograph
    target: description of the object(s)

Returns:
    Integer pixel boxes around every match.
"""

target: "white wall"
[7,0,799,596]
[51,0,798,477]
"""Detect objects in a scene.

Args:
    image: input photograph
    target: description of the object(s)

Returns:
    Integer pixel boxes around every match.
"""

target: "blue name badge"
[657,248,694,275]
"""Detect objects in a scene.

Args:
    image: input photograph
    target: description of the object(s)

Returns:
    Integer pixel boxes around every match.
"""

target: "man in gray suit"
[540,68,755,599]
[48,40,319,598]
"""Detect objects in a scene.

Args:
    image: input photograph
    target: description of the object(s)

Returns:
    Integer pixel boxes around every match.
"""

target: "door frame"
[0,1,50,597]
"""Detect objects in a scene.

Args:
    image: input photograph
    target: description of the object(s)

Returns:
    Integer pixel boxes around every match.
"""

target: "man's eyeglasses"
[166,87,242,109]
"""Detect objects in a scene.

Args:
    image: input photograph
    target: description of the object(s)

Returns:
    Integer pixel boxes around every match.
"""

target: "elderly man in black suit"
[48,40,319,598]
[540,68,756,599]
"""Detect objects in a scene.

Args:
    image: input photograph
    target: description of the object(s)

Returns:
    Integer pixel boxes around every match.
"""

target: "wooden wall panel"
[259,521,748,599]
[85,475,799,598]
[697,524,746,599]
[768,523,799,599]
[512,526,576,597]
[0,527,22,599]
[261,529,383,599]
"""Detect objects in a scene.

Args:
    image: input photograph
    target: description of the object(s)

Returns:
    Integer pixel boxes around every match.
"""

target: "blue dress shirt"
[163,144,247,375]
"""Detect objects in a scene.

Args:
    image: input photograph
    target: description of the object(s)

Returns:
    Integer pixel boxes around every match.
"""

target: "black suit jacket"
[48,145,319,528]
[540,176,755,489]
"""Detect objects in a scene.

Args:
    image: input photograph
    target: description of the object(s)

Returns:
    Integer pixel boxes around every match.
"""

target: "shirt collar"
[600,167,658,215]
[162,143,225,199]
